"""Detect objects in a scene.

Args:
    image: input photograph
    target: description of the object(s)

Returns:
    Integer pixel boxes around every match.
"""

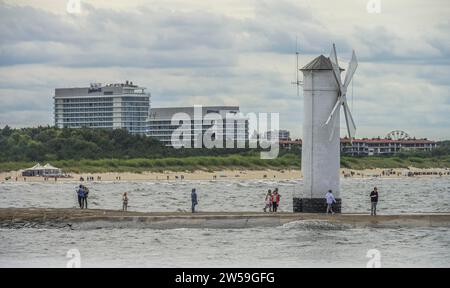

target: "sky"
[0,0,449,140]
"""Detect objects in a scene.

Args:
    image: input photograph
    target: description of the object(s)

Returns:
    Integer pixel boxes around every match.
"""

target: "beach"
[1,167,449,183]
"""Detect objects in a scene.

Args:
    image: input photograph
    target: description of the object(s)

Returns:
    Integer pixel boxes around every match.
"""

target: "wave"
[280,220,351,231]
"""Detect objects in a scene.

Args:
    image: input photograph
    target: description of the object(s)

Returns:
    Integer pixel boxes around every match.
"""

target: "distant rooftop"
[280,138,436,145]
[55,81,147,97]
[148,106,241,120]
[341,137,436,144]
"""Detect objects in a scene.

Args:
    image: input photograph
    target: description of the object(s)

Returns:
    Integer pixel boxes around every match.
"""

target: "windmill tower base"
[293,198,342,213]
[295,55,342,214]
[292,46,358,215]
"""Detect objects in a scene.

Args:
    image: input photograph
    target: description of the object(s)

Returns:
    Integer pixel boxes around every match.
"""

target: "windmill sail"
[343,51,358,88]
[329,44,343,93]
[324,44,358,141]
[343,100,356,139]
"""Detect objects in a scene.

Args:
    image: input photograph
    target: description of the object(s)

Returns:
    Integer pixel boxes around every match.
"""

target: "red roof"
[340,138,435,144]
[277,138,435,145]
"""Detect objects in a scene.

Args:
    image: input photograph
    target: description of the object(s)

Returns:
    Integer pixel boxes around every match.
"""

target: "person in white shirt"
[263,190,272,212]
[325,190,336,215]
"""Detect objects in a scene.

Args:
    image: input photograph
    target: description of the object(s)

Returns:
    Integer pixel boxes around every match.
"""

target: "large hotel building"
[146,106,249,147]
[54,82,150,135]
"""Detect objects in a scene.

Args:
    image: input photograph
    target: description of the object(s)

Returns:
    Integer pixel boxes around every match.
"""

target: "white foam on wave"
[280,220,351,231]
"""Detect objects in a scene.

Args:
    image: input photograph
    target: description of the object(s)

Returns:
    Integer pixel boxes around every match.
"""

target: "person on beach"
[122,192,129,211]
[272,188,280,212]
[325,190,336,215]
[370,187,379,216]
[77,185,85,209]
[264,190,272,212]
[191,188,198,213]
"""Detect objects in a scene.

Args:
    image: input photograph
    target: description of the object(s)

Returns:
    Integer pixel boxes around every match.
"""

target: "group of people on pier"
[76,185,89,209]
[324,187,379,216]
[263,188,281,213]
[75,185,379,216]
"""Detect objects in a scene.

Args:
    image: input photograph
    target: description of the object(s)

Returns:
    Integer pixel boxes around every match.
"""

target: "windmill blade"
[343,50,358,89]
[328,107,341,141]
[343,99,357,139]
[329,44,343,92]
[324,97,342,126]
[329,43,340,67]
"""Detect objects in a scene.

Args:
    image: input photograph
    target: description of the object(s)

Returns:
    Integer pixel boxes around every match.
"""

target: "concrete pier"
[0,208,449,229]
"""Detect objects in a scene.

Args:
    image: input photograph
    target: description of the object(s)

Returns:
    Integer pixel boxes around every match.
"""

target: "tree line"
[0,126,280,162]
[0,126,446,163]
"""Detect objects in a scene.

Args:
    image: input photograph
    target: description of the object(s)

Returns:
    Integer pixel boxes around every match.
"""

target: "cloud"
[353,26,447,65]
[0,0,449,140]
[0,1,338,67]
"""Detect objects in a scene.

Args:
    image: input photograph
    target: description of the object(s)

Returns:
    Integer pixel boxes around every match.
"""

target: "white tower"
[293,45,358,213]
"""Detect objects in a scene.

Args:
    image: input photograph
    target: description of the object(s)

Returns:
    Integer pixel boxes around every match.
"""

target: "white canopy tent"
[22,163,63,177]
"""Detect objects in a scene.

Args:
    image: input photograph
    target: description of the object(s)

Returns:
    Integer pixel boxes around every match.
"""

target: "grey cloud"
[354,24,450,65]
[426,21,450,62]
[0,1,340,68]
[0,110,52,127]
[0,4,77,43]
[0,3,239,68]
[0,1,449,140]
[235,0,345,55]
[0,91,51,112]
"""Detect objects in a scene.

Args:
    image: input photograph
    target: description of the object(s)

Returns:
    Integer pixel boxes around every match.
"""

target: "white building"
[265,130,291,141]
[341,138,437,156]
[146,106,249,147]
[54,81,150,135]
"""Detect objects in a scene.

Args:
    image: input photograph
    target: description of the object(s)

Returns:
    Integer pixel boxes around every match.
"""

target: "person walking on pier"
[83,185,89,209]
[191,188,198,213]
[325,190,336,215]
[272,188,280,212]
[77,185,85,209]
[263,190,273,212]
[370,187,379,216]
[122,192,129,211]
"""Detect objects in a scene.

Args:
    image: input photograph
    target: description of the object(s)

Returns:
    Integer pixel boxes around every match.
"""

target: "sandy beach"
[0,167,448,183]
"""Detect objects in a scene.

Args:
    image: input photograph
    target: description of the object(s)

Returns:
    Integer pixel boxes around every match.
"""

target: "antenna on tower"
[291,36,303,96]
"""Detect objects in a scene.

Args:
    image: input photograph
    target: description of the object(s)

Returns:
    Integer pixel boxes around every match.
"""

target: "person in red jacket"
[272,188,281,212]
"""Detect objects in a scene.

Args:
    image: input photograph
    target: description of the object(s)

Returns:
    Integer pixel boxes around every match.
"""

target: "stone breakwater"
[1,208,449,229]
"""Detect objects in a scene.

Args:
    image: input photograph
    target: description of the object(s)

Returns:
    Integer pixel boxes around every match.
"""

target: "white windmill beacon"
[293,44,358,213]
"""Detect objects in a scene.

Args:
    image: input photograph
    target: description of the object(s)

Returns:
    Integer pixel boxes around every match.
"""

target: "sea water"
[0,177,449,267]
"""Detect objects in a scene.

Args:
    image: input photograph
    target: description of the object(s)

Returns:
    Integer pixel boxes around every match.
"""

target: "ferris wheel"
[386,130,410,140]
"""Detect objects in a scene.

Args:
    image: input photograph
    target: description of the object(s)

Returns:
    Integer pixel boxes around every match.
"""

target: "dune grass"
[340,155,450,170]
[1,154,449,173]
